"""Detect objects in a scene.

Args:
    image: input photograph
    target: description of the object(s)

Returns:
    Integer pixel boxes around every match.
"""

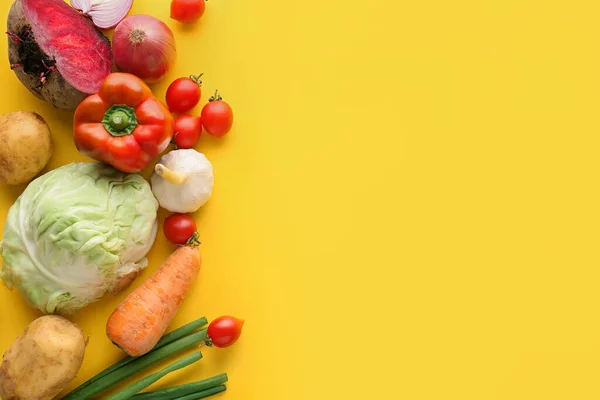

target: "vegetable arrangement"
[0,0,241,399]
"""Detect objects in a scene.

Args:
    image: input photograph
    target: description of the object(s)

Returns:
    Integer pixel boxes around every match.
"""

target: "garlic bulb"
[151,149,214,213]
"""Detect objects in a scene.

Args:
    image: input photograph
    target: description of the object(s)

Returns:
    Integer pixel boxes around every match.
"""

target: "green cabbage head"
[0,162,159,315]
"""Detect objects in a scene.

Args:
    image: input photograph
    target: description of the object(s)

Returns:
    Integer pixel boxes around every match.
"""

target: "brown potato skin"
[0,111,53,185]
[0,316,86,400]
[7,0,88,111]
[0,315,86,400]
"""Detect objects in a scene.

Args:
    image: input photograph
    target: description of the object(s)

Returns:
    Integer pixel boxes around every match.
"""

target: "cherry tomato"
[207,316,245,348]
[201,90,234,138]
[170,0,206,24]
[173,114,203,149]
[163,214,197,245]
[166,74,203,114]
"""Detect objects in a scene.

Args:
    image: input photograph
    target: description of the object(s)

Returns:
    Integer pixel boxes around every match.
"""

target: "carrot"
[106,240,202,356]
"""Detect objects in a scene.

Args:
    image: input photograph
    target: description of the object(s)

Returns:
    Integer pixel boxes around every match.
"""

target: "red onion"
[70,0,133,30]
[113,15,177,83]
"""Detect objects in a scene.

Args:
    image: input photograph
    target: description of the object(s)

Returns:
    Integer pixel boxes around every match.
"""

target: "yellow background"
[1,0,599,399]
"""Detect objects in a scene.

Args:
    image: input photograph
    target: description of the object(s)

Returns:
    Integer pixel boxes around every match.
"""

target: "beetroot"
[7,0,113,111]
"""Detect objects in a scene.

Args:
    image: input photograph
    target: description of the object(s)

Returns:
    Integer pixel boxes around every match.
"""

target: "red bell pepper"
[74,73,174,173]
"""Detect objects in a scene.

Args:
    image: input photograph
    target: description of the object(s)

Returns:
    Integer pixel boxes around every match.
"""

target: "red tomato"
[173,114,203,149]
[163,214,197,245]
[207,316,245,348]
[201,90,234,138]
[166,75,203,114]
[170,0,206,24]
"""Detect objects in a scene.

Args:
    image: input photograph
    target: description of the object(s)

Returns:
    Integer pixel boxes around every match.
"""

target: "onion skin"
[113,15,177,83]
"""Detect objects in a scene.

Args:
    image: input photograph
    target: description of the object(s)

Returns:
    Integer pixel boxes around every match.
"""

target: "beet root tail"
[5,31,23,43]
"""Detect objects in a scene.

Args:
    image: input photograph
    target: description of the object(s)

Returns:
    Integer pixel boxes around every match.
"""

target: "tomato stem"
[185,232,202,248]
[190,73,204,87]
[209,89,222,102]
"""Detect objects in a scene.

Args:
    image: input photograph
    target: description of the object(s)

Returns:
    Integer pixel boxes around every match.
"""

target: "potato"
[0,111,53,185]
[0,316,86,400]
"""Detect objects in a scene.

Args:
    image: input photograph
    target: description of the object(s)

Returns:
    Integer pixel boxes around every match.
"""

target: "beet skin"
[7,0,114,111]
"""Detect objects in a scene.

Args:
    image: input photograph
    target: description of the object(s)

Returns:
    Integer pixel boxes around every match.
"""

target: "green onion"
[131,373,228,400]
[63,328,208,400]
[64,317,208,398]
[155,317,208,349]
[107,352,203,400]
[175,385,227,400]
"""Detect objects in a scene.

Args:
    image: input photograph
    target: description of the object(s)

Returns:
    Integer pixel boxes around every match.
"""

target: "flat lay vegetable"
[7,0,113,110]
[152,149,215,213]
[106,238,202,356]
[107,352,202,400]
[0,111,52,185]
[0,316,86,400]
[207,316,245,348]
[131,373,228,399]
[63,328,209,399]
[0,162,159,315]
[1,0,242,396]
[170,0,206,24]
[201,90,234,137]
[113,14,177,83]
[70,0,133,30]
[66,317,208,398]
[164,213,198,245]
[167,74,203,113]
[174,114,203,148]
[73,72,174,173]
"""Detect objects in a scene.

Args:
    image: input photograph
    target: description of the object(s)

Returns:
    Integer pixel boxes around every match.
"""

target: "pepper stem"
[110,111,130,131]
[155,164,188,185]
[102,105,138,137]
